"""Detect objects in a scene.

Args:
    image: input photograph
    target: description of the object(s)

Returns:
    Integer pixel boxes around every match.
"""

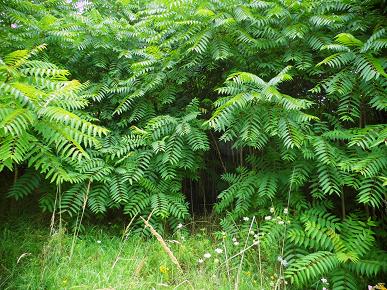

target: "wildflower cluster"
[320,277,329,290]
[264,207,290,223]
[277,256,288,267]
[159,265,170,275]
[198,247,225,264]
[215,248,223,254]
[173,223,188,243]
[66,0,91,14]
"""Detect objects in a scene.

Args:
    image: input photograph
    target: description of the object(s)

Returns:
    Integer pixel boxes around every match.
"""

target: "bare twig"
[220,242,257,266]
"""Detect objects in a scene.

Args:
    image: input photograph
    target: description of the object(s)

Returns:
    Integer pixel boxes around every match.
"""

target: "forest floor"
[0,215,275,290]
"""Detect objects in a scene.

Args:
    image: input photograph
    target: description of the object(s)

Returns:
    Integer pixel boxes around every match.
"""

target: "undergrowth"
[0,216,276,290]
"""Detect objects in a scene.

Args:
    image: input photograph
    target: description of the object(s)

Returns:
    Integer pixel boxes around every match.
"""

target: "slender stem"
[255,221,263,289]
[50,185,59,235]
[203,179,207,217]
[70,180,91,259]
[239,149,243,167]
[277,167,295,290]
[365,204,370,217]
[341,191,346,219]
[13,165,18,184]
[210,131,227,173]
[235,217,255,290]
[223,237,231,286]
[190,179,194,225]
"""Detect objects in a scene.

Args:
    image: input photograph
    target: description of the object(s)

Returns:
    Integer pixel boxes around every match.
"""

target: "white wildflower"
[254,234,259,239]
[177,223,183,229]
[284,207,289,214]
[233,241,240,246]
[249,230,255,235]
[321,277,328,284]
[11,23,18,29]
[243,216,249,221]
[204,253,211,259]
[215,248,223,254]
[96,240,101,244]
[270,207,275,213]
[278,220,285,225]
[198,259,204,264]
[277,256,283,262]
[281,259,288,267]
[265,216,272,221]
[232,237,237,242]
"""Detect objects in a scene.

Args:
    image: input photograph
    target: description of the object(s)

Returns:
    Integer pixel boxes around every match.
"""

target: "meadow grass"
[0,216,275,290]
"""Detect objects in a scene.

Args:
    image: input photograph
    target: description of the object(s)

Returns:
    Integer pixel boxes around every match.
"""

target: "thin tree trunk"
[210,131,227,173]
[341,191,346,219]
[202,178,207,217]
[365,205,370,218]
[190,179,194,227]
[240,149,243,167]
[13,165,18,184]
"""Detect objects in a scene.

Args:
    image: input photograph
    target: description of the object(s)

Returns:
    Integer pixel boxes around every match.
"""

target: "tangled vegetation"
[0,0,386,289]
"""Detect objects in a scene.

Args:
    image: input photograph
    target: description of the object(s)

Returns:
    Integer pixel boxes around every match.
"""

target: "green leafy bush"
[0,0,386,288]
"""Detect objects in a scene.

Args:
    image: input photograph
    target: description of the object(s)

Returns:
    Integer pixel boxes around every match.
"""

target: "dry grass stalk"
[134,258,146,277]
[140,217,183,273]
[173,279,195,290]
[70,180,91,259]
[110,214,137,271]
[234,216,255,290]
[16,252,31,264]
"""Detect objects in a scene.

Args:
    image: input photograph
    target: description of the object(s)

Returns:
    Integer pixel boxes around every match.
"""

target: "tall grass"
[0,216,275,290]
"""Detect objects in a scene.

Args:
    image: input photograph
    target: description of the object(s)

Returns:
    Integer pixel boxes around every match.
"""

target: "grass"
[0,216,276,290]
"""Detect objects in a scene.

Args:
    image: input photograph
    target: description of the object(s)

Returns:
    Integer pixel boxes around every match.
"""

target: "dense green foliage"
[1,0,386,289]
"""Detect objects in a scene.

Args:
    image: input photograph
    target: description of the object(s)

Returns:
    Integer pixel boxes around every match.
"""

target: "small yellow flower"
[159,265,169,274]
[62,279,68,284]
